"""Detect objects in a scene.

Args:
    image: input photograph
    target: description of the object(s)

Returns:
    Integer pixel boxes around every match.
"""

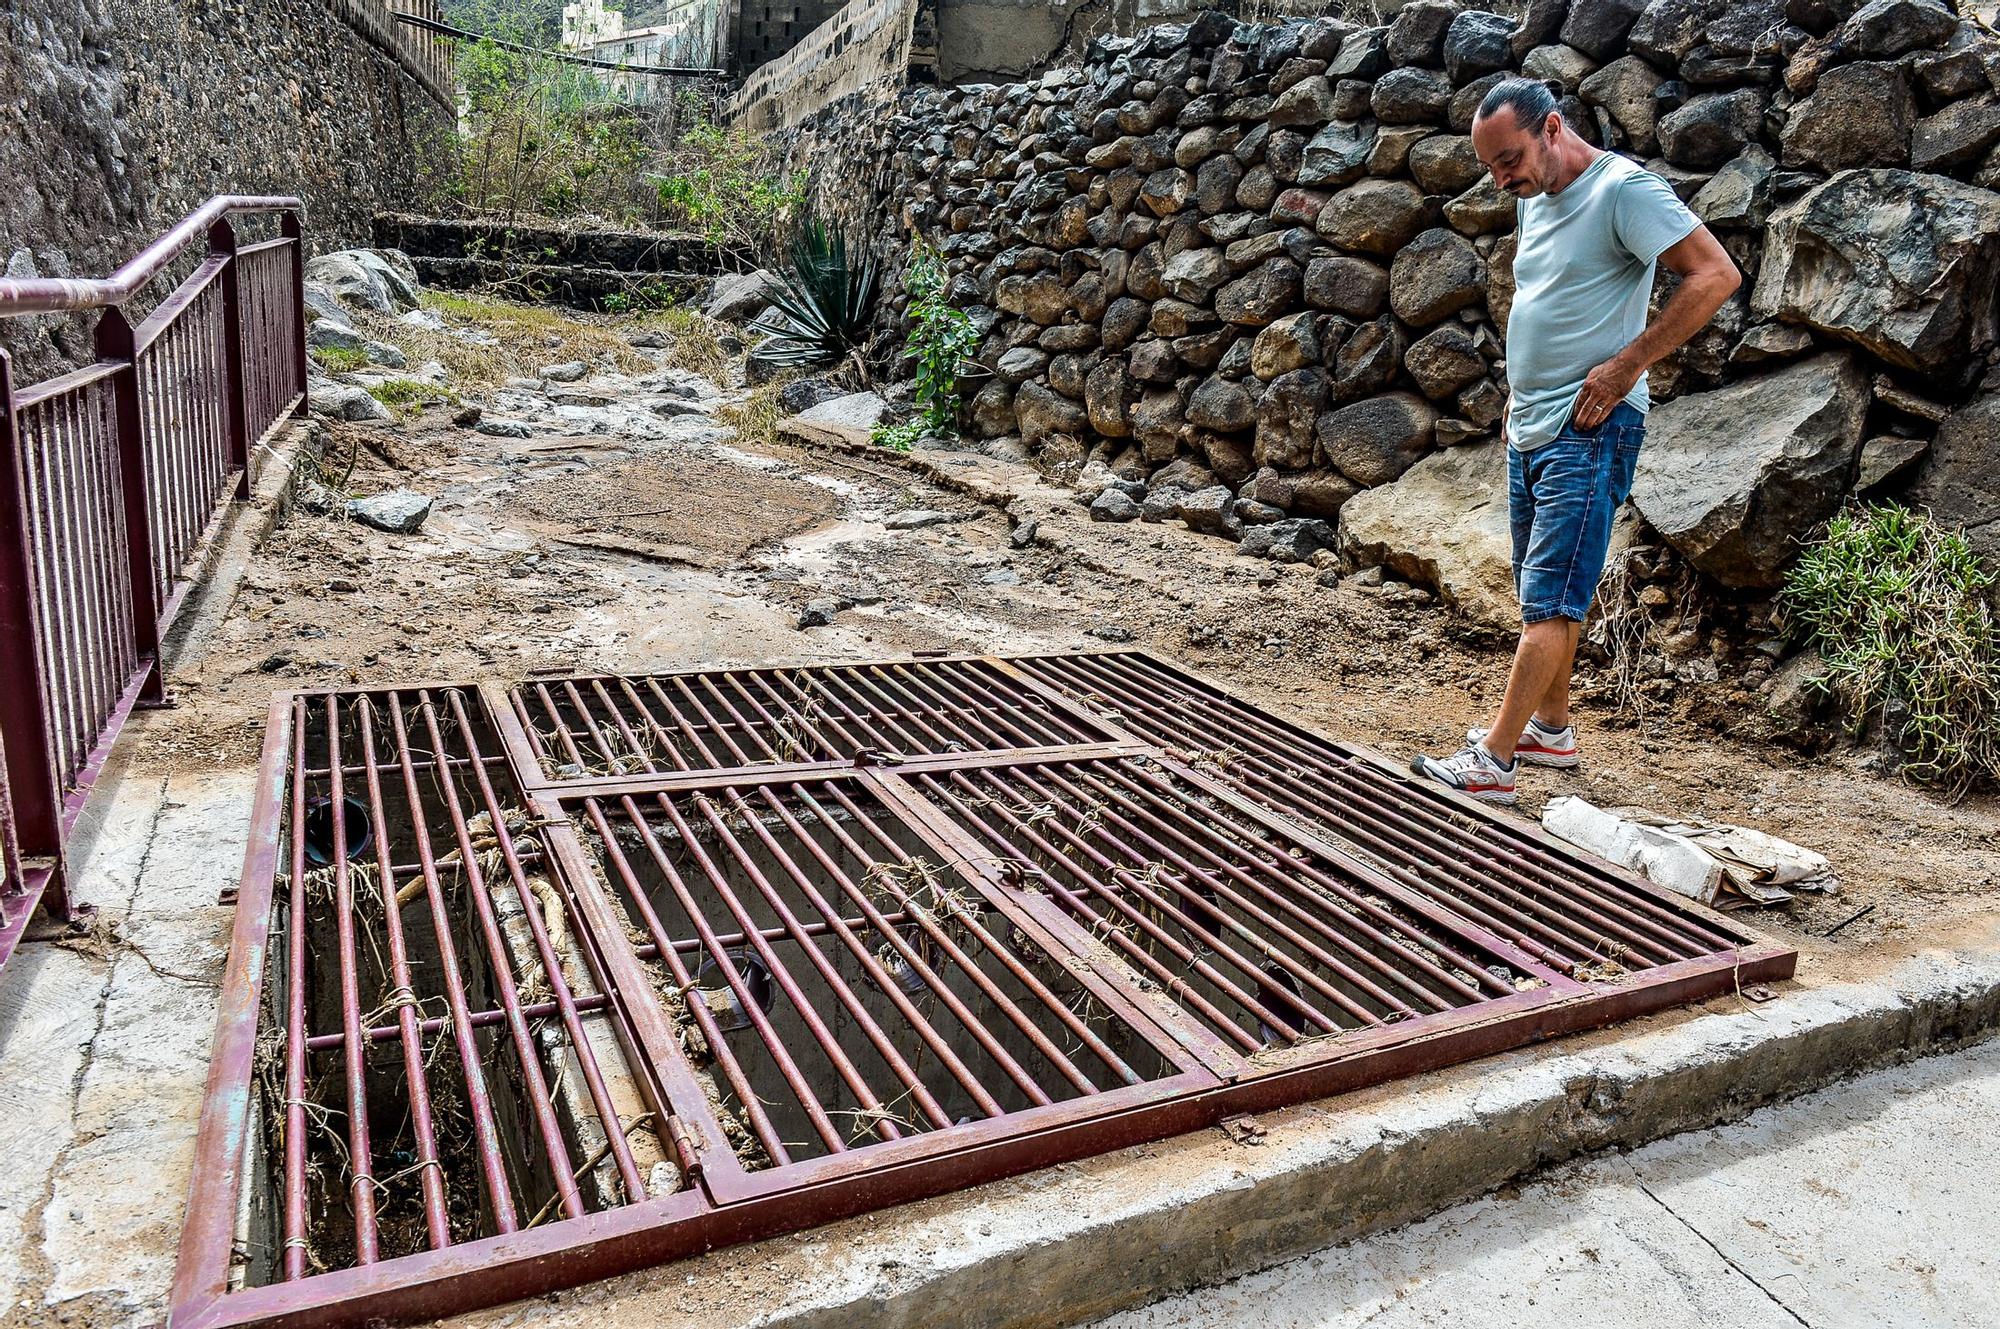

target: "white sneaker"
[1411,743,1517,804]
[1467,716,1580,769]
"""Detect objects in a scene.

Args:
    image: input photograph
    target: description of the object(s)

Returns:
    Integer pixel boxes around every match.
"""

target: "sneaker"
[1466,716,1580,769]
[1411,743,1518,805]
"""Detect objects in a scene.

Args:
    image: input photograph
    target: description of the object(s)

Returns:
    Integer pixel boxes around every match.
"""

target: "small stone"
[797,597,844,628]
[1090,489,1144,521]
[1010,519,1040,549]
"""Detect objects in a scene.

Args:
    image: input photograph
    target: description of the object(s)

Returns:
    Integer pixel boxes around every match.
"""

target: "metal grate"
[506,658,1119,781]
[174,653,1794,1329]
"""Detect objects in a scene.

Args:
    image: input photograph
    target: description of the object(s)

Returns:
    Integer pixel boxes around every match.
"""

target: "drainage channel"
[171,652,1794,1329]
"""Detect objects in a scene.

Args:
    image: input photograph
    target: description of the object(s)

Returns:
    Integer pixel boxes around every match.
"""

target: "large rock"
[1387,0,1463,66]
[1560,0,1646,60]
[1188,375,1257,431]
[1445,11,1517,83]
[1372,68,1455,124]
[1657,89,1764,168]
[1631,352,1871,587]
[347,489,433,534]
[1216,258,1303,326]
[304,250,421,315]
[1912,95,2000,173]
[780,391,889,447]
[1254,367,1329,468]
[1297,119,1379,187]
[1781,62,1914,171]
[1317,392,1441,486]
[307,379,393,423]
[1161,248,1230,301]
[1250,312,1321,378]
[1904,370,2000,567]
[1337,439,1518,629]
[1317,179,1430,256]
[1408,134,1486,195]
[1304,255,1390,315]
[1840,0,1958,58]
[1750,169,2000,378]
[1332,316,1406,399]
[1404,324,1488,399]
[1388,228,1486,325]
[1085,360,1137,437]
[1691,146,1776,227]
[1580,54,1668,154]
[704,271,775,322]
[1013,381,1089,443]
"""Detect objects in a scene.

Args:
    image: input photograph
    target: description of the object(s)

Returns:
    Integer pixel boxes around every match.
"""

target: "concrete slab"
[1098,1039,2000,1329]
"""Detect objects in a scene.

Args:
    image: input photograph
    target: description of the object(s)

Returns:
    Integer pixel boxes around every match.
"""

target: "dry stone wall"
[1,0,456,379]
[782,0,2000,620]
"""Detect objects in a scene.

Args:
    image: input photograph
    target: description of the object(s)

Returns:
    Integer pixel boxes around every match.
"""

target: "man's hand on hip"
[1572,354,1643,429]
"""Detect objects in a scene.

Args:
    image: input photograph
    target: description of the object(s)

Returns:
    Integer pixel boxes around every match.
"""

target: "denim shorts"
[1509,403,1644,624]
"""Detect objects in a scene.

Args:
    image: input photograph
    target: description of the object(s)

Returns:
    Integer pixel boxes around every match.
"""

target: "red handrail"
[0,195,304,317]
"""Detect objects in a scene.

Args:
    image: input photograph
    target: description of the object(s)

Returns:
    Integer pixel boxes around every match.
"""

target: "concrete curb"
[483,934,2000,1329]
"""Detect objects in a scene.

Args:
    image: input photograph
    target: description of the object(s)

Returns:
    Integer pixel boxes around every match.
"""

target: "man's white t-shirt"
[1505,151,1700,452]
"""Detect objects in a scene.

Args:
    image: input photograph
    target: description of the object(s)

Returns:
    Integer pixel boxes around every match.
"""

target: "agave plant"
[747,214,880,372]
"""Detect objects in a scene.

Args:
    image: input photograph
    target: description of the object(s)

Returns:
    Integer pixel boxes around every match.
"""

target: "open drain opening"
[578,779,1183,1170]
[241,689,672,1288]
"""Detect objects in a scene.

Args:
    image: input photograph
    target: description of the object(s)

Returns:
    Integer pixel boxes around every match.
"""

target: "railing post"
[0,349,69,900]
[209,219,253,499]
[93,309,168,708]
[283,210,311,421]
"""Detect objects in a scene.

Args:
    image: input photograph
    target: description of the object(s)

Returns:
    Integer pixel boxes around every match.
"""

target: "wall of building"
[0,0,458,380]
[735,0,852,73]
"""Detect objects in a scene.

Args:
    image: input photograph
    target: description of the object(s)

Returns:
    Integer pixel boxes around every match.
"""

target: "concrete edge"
[160,420,312,671]
[646,937,2000,1329]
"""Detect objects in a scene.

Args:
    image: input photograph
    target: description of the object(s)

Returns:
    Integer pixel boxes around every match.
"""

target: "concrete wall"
[0,0,458,380]
[735,0,853,73]
[724,0,925,133]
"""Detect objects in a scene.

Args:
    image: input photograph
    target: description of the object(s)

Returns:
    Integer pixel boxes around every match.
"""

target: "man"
[1412,78,1741,804]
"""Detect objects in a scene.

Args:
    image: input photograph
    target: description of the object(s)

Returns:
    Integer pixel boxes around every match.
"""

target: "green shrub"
[870,419,927,453]
[898,242,980,435]
[1781,503,2000,789]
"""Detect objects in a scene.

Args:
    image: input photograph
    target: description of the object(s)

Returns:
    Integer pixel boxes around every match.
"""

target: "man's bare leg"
[1480,618,1580,763]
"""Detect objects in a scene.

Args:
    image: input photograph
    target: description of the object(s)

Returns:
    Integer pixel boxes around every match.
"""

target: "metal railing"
[0,195,309,979]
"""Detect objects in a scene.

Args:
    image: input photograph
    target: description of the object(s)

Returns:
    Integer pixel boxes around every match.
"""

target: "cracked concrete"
[1098,1038,2000,1329]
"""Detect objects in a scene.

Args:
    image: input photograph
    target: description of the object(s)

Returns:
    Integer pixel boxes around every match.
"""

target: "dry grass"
[716,375,791,448]
[627,306,730,382]
[351,292,648,391]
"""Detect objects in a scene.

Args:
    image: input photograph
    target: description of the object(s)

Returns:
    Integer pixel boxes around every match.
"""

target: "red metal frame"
[0,196,309,980]
[171,654,1795,1329]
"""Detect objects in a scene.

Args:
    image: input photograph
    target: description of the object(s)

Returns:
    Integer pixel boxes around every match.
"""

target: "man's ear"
[1543,110,1563,140]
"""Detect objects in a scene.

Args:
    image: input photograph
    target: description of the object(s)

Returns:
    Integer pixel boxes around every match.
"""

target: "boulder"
[1839,0,1957,58]
[1656,89,1764,168]
[1140,167,1197,216]
[1445,11,1516,83]
[1405,324,1488,399]
[1085,360,1137,437]
[1216,258,1303,326]
[541,360,589,383]
[969,380,1017,437]
[1133,386,1189,459]
[1690,146,1776,227]
[1563,0,1646,58]
[1750,169,2000,378]
[704,271,775,322]
[1522,42,1601,90]
[1304,255,1390,316]
[781,391,889,448]
[1189,375,1258,431]
[1179,485,1245,539]
[1387,0,1464,67]
[1389,227,1486,325]
[1013,381,1090,444]
[1580,54,1668,154]
[1337,439,1518,628]
[1631,352,1871,587]
[995,272,1072,324]
[1408,134,1486,195]
[1161,248,1231,301]
[1297,119,1379,187]
[995,346,1051,384]
[1240,518,1338,563]
[1372,67,1455,124]
[1904,372,2000,566]
[1317,392,1441,485]
[1254,366,1329,468]
[308,380,393,423]
[1781,62,1914,170]
[1270,76,1340,126]
[347,489,433,535]
[307,318,365,353]
[1911,95,2000,174]
[1332,315,1406,399]
[1443,178,1517,234]
[1317,179,1430,256]
[1250,312,1321,378]
[303,249,421,315]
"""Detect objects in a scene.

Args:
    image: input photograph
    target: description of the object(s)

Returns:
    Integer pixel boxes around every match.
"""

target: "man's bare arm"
[1571,226,1742,429]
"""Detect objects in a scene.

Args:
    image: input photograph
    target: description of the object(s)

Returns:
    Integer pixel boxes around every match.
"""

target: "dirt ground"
[130,298,2000,976]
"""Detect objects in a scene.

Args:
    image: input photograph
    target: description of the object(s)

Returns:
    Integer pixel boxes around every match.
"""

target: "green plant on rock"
[899,241,980,435]
[747,214,878,374]
[1781,503,2000,790]
[870,419,927,453]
